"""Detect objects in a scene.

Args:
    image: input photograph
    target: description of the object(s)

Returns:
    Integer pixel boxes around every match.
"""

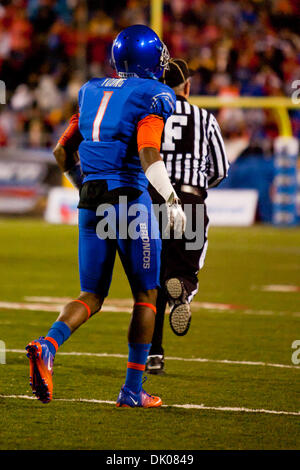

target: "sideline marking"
[0,301,132,313]
[0,394,299,416]
[6,349,300,370]
[1,298,299,316]
[24,297,245,311]
[260,285,300,293]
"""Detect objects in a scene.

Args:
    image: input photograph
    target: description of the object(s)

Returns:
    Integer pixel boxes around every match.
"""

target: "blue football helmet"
[111,24,170,80]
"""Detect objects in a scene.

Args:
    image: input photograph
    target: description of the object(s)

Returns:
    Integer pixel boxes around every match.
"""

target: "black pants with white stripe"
[148,186,209,355]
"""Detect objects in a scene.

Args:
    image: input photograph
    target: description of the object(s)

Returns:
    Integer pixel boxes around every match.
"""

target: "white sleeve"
[145,160,178,202]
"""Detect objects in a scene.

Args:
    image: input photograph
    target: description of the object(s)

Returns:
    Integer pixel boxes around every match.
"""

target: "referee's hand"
[166,194,186,237]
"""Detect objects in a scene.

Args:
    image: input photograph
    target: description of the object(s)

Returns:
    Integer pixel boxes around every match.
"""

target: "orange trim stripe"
[58,113,80,147]
[127,362,146,371]
[45,336,58,352]
[73,299,91,320]
[135,302,157,314]
[137,114,164,152]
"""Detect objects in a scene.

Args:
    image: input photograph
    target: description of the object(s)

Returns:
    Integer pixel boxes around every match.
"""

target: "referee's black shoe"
[145,355,165,375]
[166,278,191,336]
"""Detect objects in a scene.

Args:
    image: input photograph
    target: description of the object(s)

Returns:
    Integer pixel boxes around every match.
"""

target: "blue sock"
[45,321,71,356]
[125,343,151,393]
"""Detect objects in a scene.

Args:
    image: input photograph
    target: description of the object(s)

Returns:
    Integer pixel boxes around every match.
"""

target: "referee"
[146,59,229,374]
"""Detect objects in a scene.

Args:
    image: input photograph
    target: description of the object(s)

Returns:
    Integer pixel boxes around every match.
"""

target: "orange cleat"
[116,380,162,408]
[25,338,54,404]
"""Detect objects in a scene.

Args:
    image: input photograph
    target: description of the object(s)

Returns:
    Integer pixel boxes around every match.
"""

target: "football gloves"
[165,193,186,238]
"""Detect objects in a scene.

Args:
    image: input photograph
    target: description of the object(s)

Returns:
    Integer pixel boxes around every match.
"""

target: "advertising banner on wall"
[0,148,61,215]
[45,187,79,225]
[272,137,299,226]
[206,189,258,226]
[45,187,258,227]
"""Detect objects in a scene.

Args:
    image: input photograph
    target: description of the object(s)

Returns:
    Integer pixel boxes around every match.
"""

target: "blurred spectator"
[11,84,34,110]
[35,75,62,110]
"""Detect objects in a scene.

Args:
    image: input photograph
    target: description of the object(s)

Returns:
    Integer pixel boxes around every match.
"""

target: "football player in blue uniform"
[26,25,186,408]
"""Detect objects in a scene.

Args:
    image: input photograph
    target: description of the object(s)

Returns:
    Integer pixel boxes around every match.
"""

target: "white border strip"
[6,349,300,370]
[0,394,299,416]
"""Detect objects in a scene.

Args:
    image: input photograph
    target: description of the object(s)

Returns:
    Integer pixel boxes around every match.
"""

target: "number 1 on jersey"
[92,91,113,142]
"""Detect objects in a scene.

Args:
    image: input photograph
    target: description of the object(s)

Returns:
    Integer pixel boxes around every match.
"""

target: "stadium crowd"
[0,0,299,149]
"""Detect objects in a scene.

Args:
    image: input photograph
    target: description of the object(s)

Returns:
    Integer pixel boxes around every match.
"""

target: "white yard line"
[0,301,62,313]
[0,394,299,416]
[258,285,300,293]
[25,296,72,303]
[6,349,300,370]
[0,301,132,314]
[1,299,299,317]
[24,297,242,312]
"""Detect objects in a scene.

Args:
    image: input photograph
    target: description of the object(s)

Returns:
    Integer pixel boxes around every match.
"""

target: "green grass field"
[0,218,299,450]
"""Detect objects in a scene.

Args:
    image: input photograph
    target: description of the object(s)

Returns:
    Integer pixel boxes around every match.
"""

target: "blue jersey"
[78,77,176,191]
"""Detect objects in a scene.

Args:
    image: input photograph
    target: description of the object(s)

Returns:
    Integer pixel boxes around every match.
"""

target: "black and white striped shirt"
[161,95,229,189]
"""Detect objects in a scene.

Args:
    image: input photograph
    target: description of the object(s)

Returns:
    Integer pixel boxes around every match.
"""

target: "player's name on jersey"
[102,78,126,88]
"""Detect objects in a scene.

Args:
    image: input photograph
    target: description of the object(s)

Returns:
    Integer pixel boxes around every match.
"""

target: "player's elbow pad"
[145,160,177,202]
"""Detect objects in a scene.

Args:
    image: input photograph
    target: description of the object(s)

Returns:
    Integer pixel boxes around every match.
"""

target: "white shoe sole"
[165,278,184,300]
[169,303,191,336]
